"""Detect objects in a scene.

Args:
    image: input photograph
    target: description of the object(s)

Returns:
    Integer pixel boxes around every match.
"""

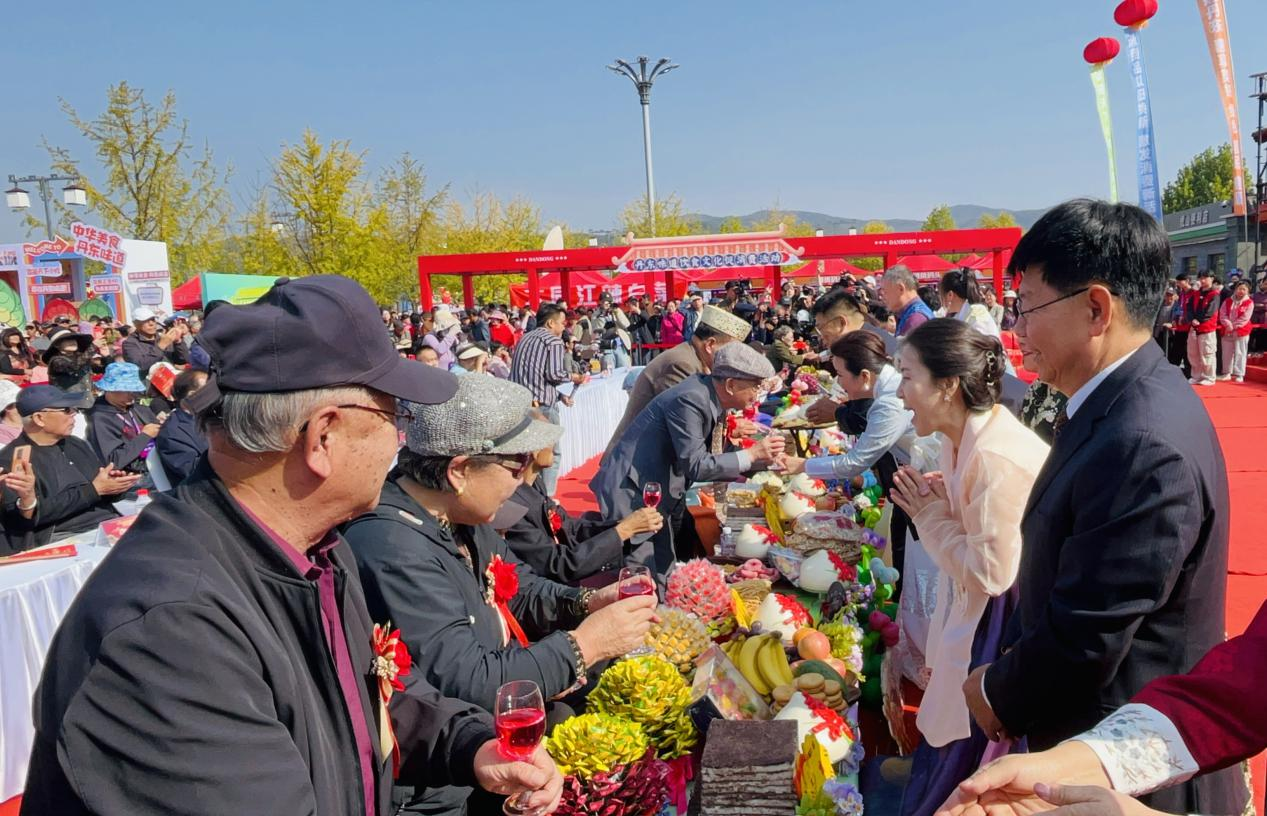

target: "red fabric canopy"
[171,276,202,311]
[782,258,872,281]
[896,255,955,273]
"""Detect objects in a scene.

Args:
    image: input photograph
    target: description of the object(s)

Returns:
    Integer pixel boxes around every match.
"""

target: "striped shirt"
[509,327,569,408]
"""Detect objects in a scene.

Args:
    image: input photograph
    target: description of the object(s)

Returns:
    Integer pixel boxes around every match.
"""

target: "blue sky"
[2,0,1264,240]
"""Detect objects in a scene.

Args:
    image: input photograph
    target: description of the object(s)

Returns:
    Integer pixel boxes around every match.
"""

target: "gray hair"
[882,264,918,292]
[202,385,371,453]
[773,325,795,342]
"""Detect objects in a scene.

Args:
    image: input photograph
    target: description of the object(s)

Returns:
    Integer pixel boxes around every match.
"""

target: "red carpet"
[1203,381,1267,812]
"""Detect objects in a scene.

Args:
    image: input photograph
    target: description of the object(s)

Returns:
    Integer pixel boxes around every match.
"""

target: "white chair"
[146,448,173,492]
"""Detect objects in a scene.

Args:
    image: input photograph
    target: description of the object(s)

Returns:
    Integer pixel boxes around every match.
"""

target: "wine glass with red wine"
[494,680,546,815]
[642,481,662,509]
[618,565,657,656]
[617,565,656,600]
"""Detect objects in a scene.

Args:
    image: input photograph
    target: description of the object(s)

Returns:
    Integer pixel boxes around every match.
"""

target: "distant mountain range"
[686,205,1050,233]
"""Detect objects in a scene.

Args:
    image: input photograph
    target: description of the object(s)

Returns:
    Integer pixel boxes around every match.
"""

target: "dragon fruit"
[665,559,733,626]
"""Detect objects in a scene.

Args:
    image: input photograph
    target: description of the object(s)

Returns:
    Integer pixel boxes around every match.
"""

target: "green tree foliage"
[921,204,956,231]
[435,192,547,304]
[1162,144,1254,213]
[976,211,1018,229]
[372,153,449,301]
[270,130,378,280]
[717,216,745,234]
[619,194,700,239]
[45,82,233,282]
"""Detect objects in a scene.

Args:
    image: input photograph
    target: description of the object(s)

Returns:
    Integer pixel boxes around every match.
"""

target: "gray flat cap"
[710,342,776,382]
[406,375,563,457]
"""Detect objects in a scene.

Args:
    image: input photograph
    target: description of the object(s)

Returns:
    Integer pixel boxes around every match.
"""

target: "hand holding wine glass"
[493,681,553,815]
[617,565,656,600]
[641,481,662,509]
[473,741,563,816]
[571,593,658,663]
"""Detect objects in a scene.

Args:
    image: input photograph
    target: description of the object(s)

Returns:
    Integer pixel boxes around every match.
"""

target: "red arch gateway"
[417,226,1022,311]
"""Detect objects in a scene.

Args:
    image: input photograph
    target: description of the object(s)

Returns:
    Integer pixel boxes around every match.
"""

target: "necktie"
[711,418,727,454]
[1051,407,1070,441]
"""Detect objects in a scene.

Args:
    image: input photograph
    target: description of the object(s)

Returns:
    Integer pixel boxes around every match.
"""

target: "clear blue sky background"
[3,0,1264,240]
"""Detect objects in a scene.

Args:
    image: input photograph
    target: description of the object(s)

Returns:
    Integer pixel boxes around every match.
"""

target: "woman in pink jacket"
[888,318,1050,816]
[659,299,686,346]
[1217,278,1253,382]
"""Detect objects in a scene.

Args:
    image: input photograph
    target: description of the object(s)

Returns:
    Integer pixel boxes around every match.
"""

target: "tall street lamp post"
[607,56,678,237]
[6,172,87,239]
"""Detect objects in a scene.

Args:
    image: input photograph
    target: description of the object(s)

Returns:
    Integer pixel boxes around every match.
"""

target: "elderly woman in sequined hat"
[342,374,657,813]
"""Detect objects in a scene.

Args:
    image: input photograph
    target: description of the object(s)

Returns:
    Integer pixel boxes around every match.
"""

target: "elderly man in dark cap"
[592,342,787,578]
[21,276,563,816]
[0,386,138,554]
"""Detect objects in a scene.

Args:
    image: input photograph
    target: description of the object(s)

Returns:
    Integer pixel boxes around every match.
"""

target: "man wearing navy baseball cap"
[22,276,564,816]
[0,385,138,554]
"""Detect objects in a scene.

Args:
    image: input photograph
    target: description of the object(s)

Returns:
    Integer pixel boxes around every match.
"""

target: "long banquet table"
[557,367,633,477]
[0,535,112,801]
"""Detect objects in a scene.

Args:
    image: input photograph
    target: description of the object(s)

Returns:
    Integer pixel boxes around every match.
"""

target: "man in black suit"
[963,200,1244,816]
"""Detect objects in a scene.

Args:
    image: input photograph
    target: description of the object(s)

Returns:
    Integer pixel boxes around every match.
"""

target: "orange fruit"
[797,631,832,661]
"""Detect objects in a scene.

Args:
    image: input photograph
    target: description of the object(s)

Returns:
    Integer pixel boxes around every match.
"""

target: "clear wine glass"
[494,680,546,815]
[642,481,662,509]
[618,565,657,656]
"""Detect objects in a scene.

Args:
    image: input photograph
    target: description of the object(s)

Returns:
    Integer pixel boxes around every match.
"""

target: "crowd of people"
[1,199,1264,816]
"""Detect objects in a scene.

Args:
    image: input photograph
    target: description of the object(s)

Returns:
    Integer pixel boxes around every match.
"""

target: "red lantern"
[1114,0,1158,29]
[1083,37,1121,66]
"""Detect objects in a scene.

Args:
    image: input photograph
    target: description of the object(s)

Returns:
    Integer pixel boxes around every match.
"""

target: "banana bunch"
[732,632,793,697]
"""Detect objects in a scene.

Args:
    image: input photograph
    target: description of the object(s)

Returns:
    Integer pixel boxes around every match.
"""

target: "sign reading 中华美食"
[71,222,128,268]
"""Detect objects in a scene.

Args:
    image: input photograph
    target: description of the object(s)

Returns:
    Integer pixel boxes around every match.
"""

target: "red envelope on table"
[0,543,78,566]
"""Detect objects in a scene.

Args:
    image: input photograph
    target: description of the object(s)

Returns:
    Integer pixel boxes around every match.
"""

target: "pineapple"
[644,607,711,675]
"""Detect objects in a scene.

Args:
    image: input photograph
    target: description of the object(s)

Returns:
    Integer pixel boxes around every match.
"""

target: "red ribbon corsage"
[486,555,529,647]
[371,623,412,776]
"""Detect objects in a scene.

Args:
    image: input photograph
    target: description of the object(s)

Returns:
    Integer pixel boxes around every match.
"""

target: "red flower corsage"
[547,506,564,536]
[371,623,412,776]
[485,555,529,647]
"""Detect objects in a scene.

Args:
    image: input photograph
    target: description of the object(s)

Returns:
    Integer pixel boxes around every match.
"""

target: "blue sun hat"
[98,361,147,393]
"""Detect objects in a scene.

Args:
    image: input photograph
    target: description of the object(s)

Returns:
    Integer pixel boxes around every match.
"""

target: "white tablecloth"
[557,367,632,477]
[0,535,112,801]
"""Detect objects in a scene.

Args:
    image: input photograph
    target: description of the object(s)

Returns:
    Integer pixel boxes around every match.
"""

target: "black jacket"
[121,331,189,370]
[154,408,207,485]
[502,479,623,585]
[984,341,1244,815]
[344,477,586,711]
[1,432,118,554]
[21,462,494,816]
[86,395,158,472]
